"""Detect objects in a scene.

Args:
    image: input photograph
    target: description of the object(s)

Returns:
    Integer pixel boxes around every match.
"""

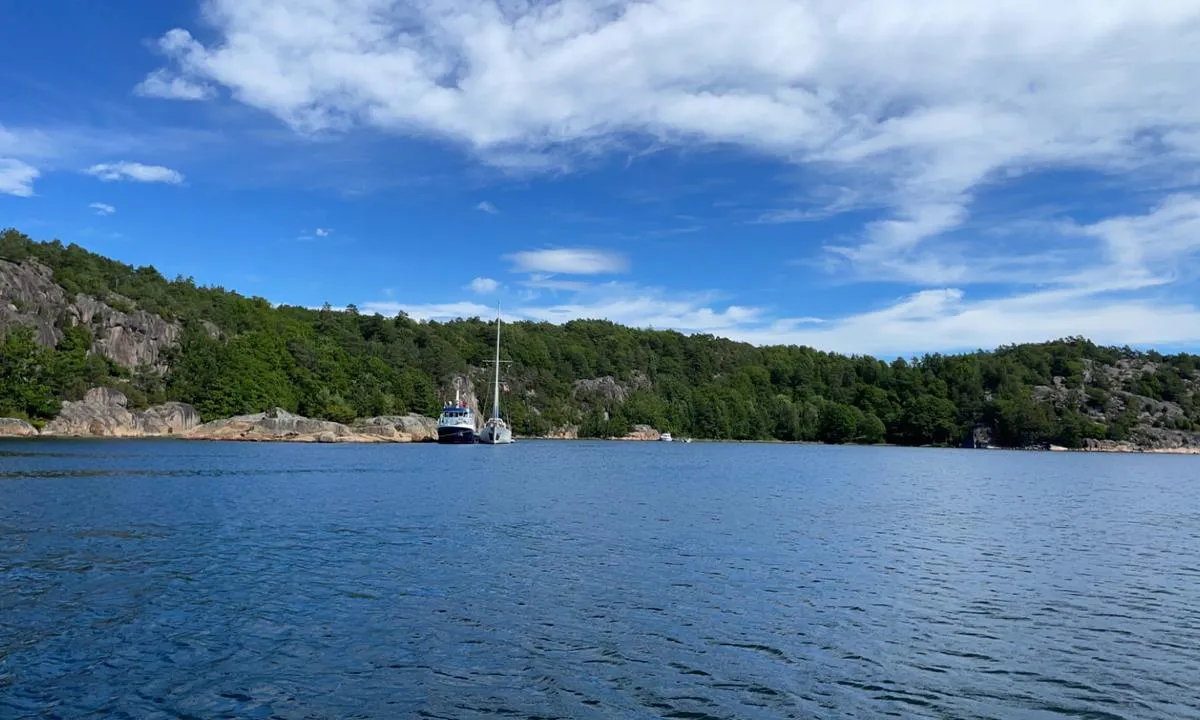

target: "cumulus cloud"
[315,227,331,237]
[135,68,216,100]
[0,158,38,197]
[85,161,184,184]
[475,201,499,214]
[140,2,1200,242]
[137,1,1200,353]
[508,248,628,275]
[89,202,116,216]
[469,277,500,294]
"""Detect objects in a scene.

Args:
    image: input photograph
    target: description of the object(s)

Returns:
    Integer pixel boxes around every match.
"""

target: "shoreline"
[4,432,1197,456]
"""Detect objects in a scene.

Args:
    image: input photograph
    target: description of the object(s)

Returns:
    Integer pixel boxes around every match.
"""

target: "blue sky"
[3,0,1200,355]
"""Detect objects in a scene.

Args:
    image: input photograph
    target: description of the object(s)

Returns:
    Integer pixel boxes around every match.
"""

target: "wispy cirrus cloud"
[475,201,499,214]
[0,158,39,197]
[507,248,628,275]
[85,161,184,184]
[88,202,116,216]
[356,198,1200,355]
[359,300,496,322]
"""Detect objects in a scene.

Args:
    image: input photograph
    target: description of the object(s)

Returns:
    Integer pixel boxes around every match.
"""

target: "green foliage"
[0,325,60,420]
[4,229,1200,447]
[897,395,959,446]
[818,403,861,444]
[857,412,887,444]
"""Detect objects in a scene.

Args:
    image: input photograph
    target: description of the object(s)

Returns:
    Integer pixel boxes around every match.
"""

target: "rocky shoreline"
[0,387,441,444]
[2,386,1199,454]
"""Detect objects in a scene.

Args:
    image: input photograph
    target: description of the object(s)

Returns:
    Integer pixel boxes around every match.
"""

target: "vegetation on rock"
[3,228,1199,448]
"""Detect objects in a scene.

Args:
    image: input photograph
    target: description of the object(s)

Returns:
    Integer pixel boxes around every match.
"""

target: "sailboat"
[478,305,514,445]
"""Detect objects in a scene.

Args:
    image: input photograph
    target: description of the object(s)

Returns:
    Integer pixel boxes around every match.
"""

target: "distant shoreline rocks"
[2,386,1199,454]
[2,386,439,444]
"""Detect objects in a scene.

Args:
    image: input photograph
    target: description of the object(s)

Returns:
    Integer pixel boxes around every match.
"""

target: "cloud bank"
[140,0,1200,353]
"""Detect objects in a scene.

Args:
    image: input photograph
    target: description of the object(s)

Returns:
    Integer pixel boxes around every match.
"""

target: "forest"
[3,228,1199,447]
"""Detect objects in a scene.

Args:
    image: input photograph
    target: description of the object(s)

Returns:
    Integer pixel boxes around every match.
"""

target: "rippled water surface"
[2,440,1200,719]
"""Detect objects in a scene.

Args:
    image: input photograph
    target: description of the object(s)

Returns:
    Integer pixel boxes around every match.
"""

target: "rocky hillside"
[1,257,180,372]
[2,227,1199,451]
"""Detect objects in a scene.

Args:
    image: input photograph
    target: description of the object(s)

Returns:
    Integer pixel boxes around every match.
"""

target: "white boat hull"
[479,423,513,444]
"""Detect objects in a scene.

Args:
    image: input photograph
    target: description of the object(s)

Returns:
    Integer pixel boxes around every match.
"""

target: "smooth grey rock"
[354,414,438,442]
[41,386,199,437]
[0,418,38,437]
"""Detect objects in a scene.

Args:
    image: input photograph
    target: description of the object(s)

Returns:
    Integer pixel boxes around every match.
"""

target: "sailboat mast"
[491,306,502,420]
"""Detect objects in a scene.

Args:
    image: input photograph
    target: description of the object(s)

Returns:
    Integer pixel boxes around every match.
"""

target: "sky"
[3,0,1200,356]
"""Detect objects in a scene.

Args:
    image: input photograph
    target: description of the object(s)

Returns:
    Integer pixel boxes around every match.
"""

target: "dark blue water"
[2,440,1199,719]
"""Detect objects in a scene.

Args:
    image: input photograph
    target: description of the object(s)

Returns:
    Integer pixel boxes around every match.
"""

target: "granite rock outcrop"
[39,387,200,437]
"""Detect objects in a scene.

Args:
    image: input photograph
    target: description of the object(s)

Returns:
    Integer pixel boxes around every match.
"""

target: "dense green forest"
[3,228,1199,446]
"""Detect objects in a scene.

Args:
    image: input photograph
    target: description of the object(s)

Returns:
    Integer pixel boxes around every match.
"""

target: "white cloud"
[375,282,1200,356]
[0,158,38,197]
[136,1,1200,353]
[475,201,499,214]
[315,227,331,237]
[469,277,500,294]
[360,300,496,321]
[85,161,184,184]
[140,2,1200,250]
[508,248,628,275]
[89,202,116,216]
[728,290,1200,357]
[135,68,216,100]
[359,198,1200,355]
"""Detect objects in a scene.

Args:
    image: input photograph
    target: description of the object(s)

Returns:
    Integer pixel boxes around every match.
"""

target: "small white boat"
[478,305,514,445]
[660,432,673,442]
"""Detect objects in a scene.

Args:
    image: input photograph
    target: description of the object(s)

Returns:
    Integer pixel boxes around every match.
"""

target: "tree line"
[2,228,1198,446]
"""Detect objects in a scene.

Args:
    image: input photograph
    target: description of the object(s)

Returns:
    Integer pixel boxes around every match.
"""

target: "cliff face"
[0,258,180,371]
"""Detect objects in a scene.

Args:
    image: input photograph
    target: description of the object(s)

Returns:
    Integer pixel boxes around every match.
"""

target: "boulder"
[619,424,661,441]
[137,402,201,436]
[1084,438,1141,453]
[1084,431,1200,454]
[964,424,995,449]
[543,424,579,440]
[0,418,38,437]
[353,414,438,442]
[40,387,201,438]
[185,407,386,443]
[1129,427,1200,452]
[41,388,139,437]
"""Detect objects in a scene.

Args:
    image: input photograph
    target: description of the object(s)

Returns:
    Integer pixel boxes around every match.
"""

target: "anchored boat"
[479,305,514,445]
[436,390,477,444]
